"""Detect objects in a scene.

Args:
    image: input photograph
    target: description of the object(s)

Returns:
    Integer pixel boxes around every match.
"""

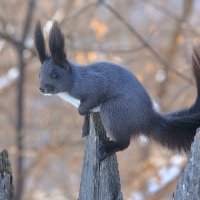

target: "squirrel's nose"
[39,87,45,93]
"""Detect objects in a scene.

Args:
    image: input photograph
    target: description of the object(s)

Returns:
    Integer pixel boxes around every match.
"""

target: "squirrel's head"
[34,21,73,95]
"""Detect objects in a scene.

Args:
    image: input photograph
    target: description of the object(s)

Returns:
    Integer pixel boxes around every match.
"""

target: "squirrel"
[34,21,200,161]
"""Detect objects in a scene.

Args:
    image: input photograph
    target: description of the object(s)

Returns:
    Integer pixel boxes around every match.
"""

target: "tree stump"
[172,128,200,200]
[79,113,123,200]
[0,150,14,200]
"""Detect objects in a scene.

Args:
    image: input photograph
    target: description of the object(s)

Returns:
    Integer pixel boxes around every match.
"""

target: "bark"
[0,150,14,200]
[172,128,200,200]
[79,113,123,200]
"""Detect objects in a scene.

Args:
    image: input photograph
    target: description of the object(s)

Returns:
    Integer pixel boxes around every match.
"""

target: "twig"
[71,45,145,54]
[0,32,21,48]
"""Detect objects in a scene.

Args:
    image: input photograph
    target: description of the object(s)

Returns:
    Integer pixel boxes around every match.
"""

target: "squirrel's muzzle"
[39,84,55,94]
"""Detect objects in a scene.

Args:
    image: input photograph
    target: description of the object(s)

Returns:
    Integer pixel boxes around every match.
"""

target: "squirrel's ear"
[49,21,67,67]
[34,21,47,63]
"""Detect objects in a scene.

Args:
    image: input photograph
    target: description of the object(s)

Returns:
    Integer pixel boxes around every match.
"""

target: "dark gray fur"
[35,21,200,161]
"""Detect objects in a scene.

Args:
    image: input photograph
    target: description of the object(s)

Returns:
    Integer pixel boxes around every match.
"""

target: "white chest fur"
[57,92,100,113]
[57,92,80,108]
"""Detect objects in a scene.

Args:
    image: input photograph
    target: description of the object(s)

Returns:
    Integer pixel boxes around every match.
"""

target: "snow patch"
[0,67,19,91]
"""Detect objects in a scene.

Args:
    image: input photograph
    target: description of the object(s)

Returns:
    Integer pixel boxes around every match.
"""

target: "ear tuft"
[49,21,66,65]
[34,21,47,63]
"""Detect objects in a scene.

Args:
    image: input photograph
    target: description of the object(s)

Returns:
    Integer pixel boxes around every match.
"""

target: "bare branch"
[149,1,200,37]
[71,45,145,54]
[61,1,98,24]
[101,1,193,84]
[158,0,194,100]
[0,31,21,47]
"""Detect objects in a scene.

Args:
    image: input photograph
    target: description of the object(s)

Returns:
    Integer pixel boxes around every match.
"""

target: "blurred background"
[0,0,199,199]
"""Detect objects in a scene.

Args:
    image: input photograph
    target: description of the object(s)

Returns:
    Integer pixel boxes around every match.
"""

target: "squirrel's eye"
[51,71,59,79]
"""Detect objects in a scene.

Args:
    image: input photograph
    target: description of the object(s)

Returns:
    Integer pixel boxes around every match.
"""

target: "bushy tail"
[152,47,200,152]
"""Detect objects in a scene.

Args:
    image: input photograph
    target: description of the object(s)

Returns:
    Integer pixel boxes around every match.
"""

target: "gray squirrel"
[35,21,200,161]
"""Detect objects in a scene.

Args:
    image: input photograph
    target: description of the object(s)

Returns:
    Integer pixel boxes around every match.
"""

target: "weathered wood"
[79,113,123,200]
[0,150,14,200]
[172,128,200,200]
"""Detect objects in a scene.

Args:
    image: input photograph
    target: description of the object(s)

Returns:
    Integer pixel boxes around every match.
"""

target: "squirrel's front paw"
[78,106,89,116]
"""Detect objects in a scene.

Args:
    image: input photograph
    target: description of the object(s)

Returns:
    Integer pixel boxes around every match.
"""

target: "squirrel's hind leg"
[82,114,90,137]
[97,136,130,161]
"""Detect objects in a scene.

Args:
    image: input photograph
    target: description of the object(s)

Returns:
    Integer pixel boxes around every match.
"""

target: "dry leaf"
[88,51,97,63]
[176,35,184,45]
[90,18,108,41]
[75,51,87,64]
[145,63,155,73]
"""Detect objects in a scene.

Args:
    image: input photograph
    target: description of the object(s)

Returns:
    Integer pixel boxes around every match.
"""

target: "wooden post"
[0,150,14,200]
[172,128,200,200]
[79,113,123,200]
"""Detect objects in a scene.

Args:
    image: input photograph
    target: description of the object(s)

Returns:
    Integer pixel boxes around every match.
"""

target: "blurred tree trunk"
[79,113,123,200]
[172,128,200,200]
[0,150,14,200]
[158,0,194,103]
[15,1,35,200]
